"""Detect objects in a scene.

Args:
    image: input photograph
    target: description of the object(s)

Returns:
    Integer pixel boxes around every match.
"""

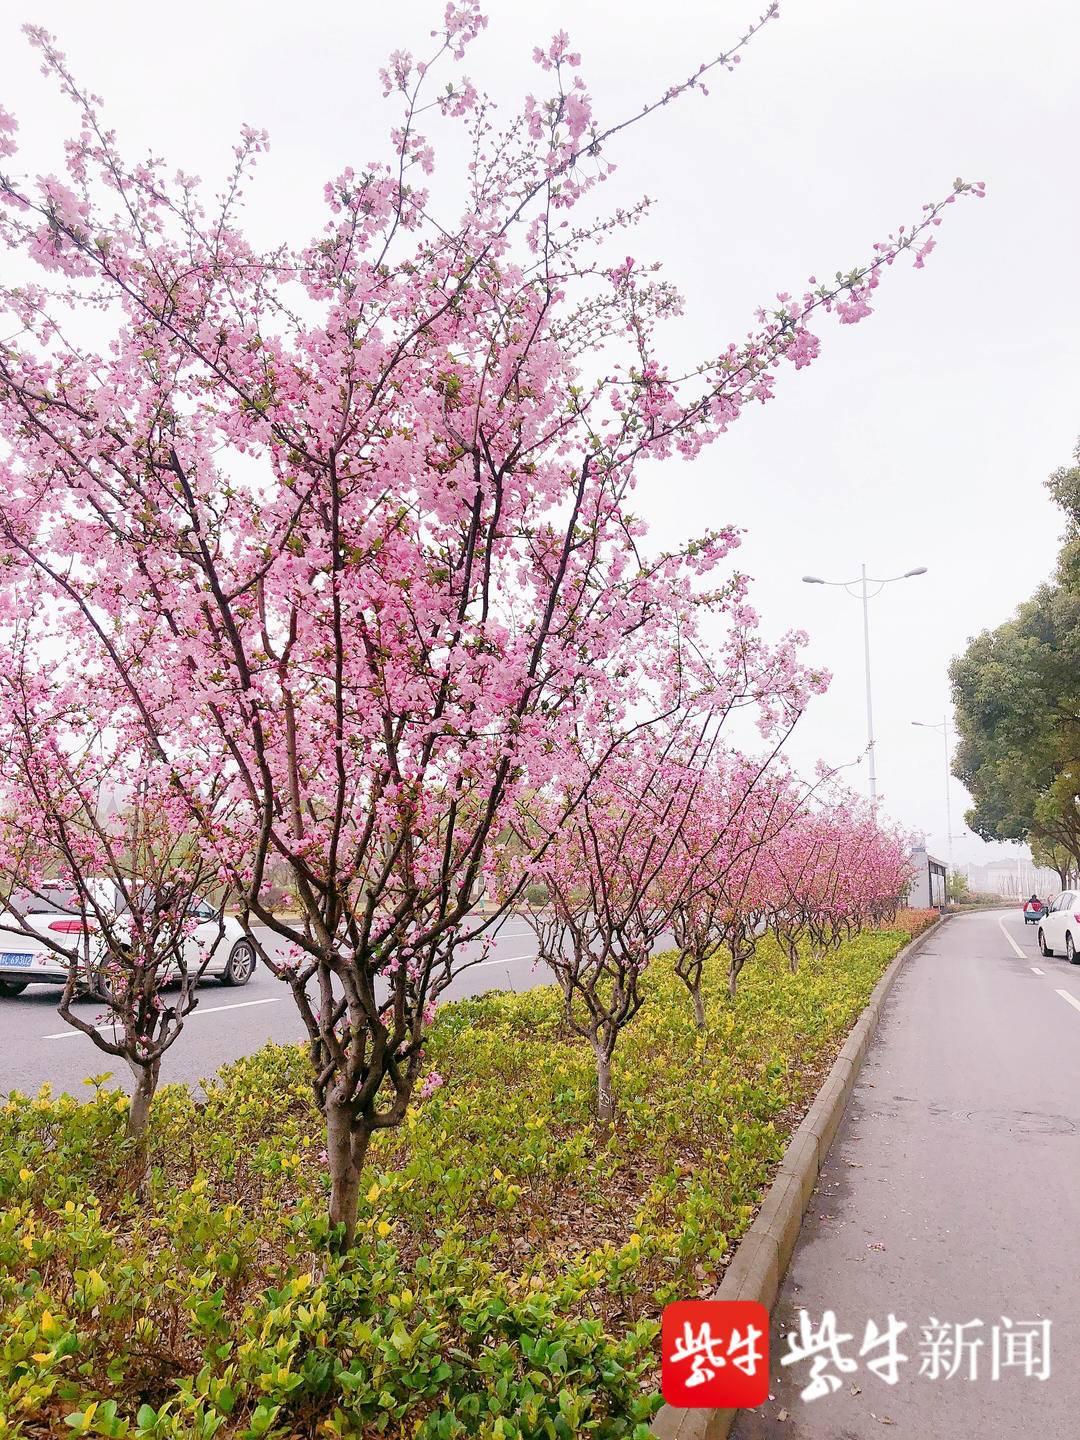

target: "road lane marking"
[42,995,281,1039]
[469,953,539,970]
[998,916,1027,959]
[1031,966,1045,975]
[40,952,550,1039]
[39,958,544,1038]
[166,996,281,1018]
[1056,989,1080,1016]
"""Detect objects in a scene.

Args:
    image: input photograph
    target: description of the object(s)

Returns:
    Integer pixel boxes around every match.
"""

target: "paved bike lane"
[732,909,1080,1437]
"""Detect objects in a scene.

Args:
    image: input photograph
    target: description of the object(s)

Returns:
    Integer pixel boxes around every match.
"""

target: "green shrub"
[0,930,912,1437]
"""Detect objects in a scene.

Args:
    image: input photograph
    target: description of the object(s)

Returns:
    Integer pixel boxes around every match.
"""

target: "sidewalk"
[731,909,1080,1437]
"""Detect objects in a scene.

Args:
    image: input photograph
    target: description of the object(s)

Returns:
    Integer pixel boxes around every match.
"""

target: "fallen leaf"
[850,1382,862,1395]
[777,1409,789,1422]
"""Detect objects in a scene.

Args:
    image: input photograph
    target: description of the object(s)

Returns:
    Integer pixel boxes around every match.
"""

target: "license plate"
[1,953,33,968]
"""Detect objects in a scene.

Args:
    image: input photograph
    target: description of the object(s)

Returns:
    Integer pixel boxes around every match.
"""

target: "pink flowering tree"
[834,807,913,933]
[761,809,840,971]
[0,638,232,1153]
[515,621,821,1117]
[669,771,913,1009]
[760,796,914,966]
[0,6,978,1240]
[517,734,711,1124]
[669,758,806,1020]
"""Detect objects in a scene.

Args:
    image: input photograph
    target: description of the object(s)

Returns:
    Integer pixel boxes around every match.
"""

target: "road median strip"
[650,914,948,1440]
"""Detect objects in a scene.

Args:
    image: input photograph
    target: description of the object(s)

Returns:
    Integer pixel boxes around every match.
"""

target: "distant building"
[962,857,1058,898]
[909,845,947,909]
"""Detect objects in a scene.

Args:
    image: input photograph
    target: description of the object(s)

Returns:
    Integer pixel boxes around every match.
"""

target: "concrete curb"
[650,916,949,1440]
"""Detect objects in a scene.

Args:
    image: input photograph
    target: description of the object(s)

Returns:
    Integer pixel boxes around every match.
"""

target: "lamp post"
[802,563,928,805]
[912,715,957,872]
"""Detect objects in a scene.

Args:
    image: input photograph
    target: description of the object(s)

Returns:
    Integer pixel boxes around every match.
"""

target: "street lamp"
[802,564,928,804]
[911,715,958,872]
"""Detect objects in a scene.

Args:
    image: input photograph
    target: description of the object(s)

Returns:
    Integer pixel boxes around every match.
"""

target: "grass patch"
[0,918,935,1438]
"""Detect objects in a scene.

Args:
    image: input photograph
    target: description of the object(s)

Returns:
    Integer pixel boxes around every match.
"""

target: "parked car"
[1038,891,1080,963]
[0,879,256,998]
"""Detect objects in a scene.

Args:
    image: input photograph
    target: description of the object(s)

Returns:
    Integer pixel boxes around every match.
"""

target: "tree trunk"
[691,980,706,1030]
[728,961,738,1000]
[594,1044,615,1125]
[126,1060,159,1141]
[675,953,706,1029]
[122,1059,160,1192]
[326,1098,370,1249]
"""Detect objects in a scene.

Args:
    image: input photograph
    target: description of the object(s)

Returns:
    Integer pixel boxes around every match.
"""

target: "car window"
[8,881,131,916]
[9,884,80,915]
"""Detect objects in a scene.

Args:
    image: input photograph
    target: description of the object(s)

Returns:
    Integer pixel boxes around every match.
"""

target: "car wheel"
[221,941,255,987]
[1039,928,1054,958]
[0,978,28,997]
[91,970,119,1006]
[1068,934,1078,965]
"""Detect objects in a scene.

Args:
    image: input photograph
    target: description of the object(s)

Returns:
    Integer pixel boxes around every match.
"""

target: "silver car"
[0,880,256,998]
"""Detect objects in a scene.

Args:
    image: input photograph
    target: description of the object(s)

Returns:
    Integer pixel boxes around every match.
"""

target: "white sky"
[3,0,1076,865]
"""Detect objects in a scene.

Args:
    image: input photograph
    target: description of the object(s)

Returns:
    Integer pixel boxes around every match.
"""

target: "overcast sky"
[4,0,1077,865]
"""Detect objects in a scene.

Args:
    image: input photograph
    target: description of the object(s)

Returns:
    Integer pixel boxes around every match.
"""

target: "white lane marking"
[42,995,280,1039]
[40,950,547,1038]
[998,915,1027,959]
[165,996,280,1018]
[469,952,539,970]
[1056,989,1080,1016]
[1031,966,1045,975]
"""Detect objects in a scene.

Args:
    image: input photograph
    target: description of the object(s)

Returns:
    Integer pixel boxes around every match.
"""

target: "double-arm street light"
[802,564,928,805]
[912,715,960,871]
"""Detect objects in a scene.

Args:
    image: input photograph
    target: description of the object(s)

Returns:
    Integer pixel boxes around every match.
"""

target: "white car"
[0,879,257,999]
[1038,891,1080,964]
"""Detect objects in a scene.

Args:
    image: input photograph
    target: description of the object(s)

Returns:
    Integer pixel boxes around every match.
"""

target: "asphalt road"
[732,908,1080,1439]
[0,915,555,1097]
